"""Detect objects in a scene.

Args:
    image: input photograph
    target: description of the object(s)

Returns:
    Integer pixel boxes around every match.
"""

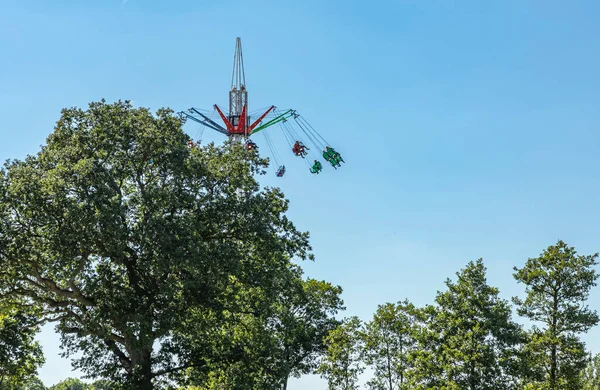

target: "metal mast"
[228,37,248,143]
[196,38,274,143]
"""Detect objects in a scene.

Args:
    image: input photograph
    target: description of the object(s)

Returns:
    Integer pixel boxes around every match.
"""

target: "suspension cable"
[263,130,282,168]
[297,115,330,147]
[279,121,314,169]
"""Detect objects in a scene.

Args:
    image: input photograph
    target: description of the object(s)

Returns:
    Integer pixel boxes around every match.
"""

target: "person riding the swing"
[276,165,286,177]
[246,139,258,151]
[292,141,309,157]
[310,160,322,174]
[323,146,344,168]
[322,147,338,168]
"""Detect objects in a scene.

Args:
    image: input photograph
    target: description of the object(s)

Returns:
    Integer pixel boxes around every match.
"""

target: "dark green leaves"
[318,316,364,390]
[581,353,600,390]
[0,100,312,389]
[0,305,45,388]
[361,300,417,390]
[513,240,599,389]
[411,260,526,389]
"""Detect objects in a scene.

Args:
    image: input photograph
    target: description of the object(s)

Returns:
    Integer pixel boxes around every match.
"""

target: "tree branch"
[152,361,206,378]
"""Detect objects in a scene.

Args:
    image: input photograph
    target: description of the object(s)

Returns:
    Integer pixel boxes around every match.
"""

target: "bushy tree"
[0,376,47,390]
[48,378,89,390]
[318,316,364,390]
[513,241,599,389]
[361,300,417,390]
[0,100,312,389]
[184,273,343,390]
[581,353,600,390]
[411,259,525,389]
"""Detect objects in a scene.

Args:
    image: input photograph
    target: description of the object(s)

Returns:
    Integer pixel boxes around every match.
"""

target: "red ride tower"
[213,38,274,143]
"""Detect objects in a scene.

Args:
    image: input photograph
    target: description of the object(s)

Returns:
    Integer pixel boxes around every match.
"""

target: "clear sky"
[1,0,600,388]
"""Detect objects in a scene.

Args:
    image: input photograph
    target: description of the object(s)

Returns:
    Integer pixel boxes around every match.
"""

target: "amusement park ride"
[179,38,344,177]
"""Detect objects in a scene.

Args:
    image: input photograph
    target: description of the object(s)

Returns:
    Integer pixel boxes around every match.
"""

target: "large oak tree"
[0,100,312,389]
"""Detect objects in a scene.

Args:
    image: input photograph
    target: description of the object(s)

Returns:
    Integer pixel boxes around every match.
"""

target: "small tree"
[2,377,48,390]
[581,353,600,390]
[513,240,599,389]
[48,378,90,390]
[411,259,525,389]
[361,300,417,390]
[318,316,364,390]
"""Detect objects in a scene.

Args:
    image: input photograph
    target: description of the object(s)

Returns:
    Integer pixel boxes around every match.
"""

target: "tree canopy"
[361,300,417,390]
[410,259,526,389]
[581,353,600,390]
[318,316,364,390]
[0,100,312,389]
[513,240,599,389]
[182,273,343,390]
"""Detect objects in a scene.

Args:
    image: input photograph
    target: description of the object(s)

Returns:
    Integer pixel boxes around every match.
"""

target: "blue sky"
[1,0,600,388]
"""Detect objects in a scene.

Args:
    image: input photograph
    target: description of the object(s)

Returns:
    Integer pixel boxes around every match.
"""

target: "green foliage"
[581,353,600,390]
[183,274,343,390]
[47,378,118,390]
[318,316,364,390]
[0,100,312,389]
[89,380,119,390]
[271,277,344,389]
[410,259,526,389]
[361,300,417,390]
[0,304,45,388]
[48,378,89,390]
[25,377,48,390]
[0,376,47,390]
[2,108,597,390]
[513,240,599,389]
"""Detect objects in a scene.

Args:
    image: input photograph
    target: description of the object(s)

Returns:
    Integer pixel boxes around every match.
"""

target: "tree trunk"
[386,341,393,390]
[344,354,351,390]
[129,347,154,390]
[282,348,290,390]
[550,344,557,389]
[550,292,559,390]
[135,373,153,390]
[399,338,404,389]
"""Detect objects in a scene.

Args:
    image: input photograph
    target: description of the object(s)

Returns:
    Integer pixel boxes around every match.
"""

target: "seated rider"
[246,140,258,151]
[292,141,309,157]
[292,142,301,156]
[324,146,343,167]
[276,165,286,177]
[310,160,323,174]
[322,147,338,168]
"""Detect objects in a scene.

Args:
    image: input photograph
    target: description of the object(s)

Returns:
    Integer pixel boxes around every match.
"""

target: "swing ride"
[179,37,344,177]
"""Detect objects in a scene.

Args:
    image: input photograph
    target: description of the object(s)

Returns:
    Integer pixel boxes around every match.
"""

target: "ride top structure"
[179,37,344,177]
